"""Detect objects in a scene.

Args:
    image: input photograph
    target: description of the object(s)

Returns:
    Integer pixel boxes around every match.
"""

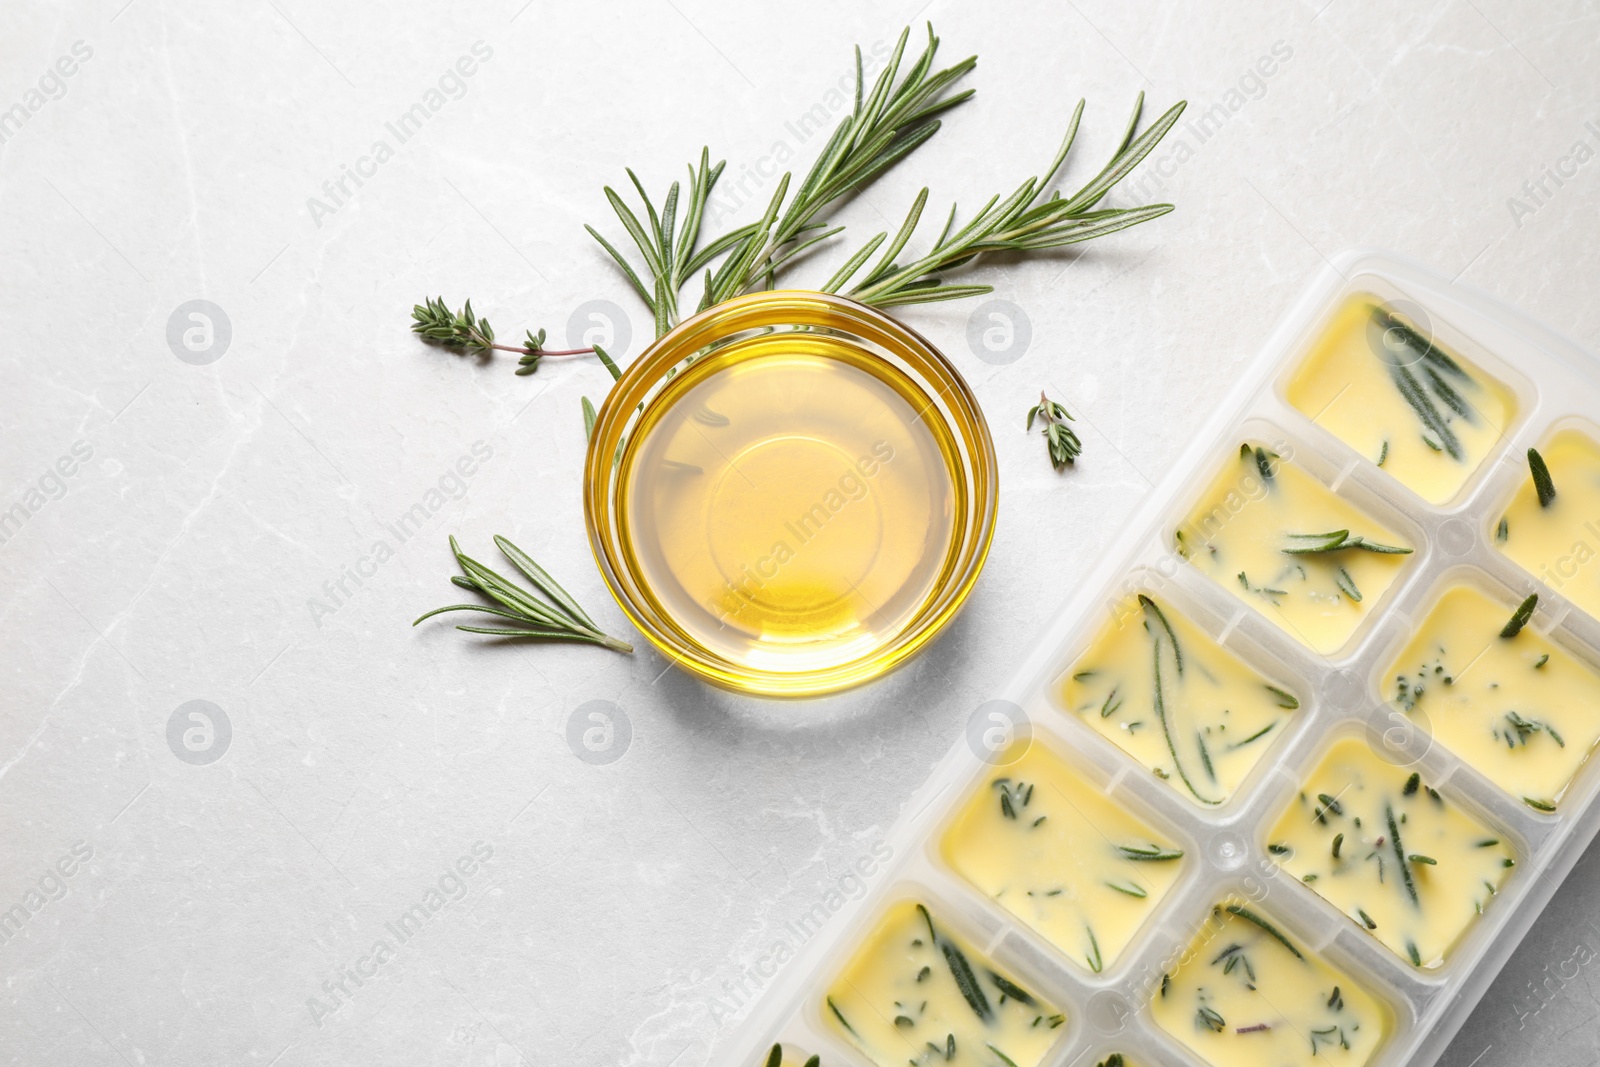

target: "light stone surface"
[2,0,1598,1064]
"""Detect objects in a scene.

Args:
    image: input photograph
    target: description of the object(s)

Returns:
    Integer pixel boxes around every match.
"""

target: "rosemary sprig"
[828,92,1186,307]
[1527,447,1557,507]
[414,536,633,653]
[705,26,979,308]
[1026,392,1083,469]
[590,26,976,335]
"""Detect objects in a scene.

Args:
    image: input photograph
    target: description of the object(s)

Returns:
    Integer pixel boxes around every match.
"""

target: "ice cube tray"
[726,249,1600,1067]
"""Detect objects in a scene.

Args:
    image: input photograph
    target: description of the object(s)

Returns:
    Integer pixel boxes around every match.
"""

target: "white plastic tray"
[725,249,1600,1067]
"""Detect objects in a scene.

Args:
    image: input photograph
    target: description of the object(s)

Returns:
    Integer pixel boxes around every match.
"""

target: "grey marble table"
[3,0,1598,1064]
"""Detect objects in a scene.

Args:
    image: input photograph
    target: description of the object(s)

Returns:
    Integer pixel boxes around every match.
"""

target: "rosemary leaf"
[582,396,598,440]
[1222,904,1304,959]
[1264,684,1300,710]
[988,971,1036,1006]
[940,938,992,1020]
[1335,566,1362,602]
[1528,447,1557,507]
[1139,594,1183,675]
[1500,593,1538,639]
[1117,842,1184,861]
[1387,804,1419,906]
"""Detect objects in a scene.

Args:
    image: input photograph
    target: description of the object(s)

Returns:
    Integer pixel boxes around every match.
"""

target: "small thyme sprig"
[1026,392,1083,470]
[410,297,606,376]
[414,535,633,653]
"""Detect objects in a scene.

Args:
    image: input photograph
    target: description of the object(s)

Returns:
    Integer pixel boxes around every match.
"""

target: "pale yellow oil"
[1498,428,1600,625]
[1177,444,1415,655]
[1286,295,1518,504]
[1267,736,1516,968]
[823,899,1064,1067]
[940,741,1185,972]
[1382,582,1600,811]
[1152,902,1389,1067]
[1059,593,1299,807]
[618,331,962,675]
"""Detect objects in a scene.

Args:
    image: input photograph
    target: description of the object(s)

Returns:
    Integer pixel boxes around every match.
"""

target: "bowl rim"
[583,289,999,698]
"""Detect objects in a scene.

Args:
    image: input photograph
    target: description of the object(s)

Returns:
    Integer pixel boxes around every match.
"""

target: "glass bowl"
[584,290,997,697]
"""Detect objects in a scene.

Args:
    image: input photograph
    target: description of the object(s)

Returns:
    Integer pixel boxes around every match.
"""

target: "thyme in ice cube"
[414,536,633,653]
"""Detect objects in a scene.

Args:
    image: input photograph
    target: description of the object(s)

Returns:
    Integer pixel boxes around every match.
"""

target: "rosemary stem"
[594,632,636,654]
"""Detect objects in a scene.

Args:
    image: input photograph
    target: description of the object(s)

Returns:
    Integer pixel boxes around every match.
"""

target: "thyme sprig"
[410,297,606,376]
[1026,392,1083,469]
[414,536,634,653]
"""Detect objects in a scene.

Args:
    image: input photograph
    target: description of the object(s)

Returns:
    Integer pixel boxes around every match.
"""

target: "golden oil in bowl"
[585,291,997,697]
